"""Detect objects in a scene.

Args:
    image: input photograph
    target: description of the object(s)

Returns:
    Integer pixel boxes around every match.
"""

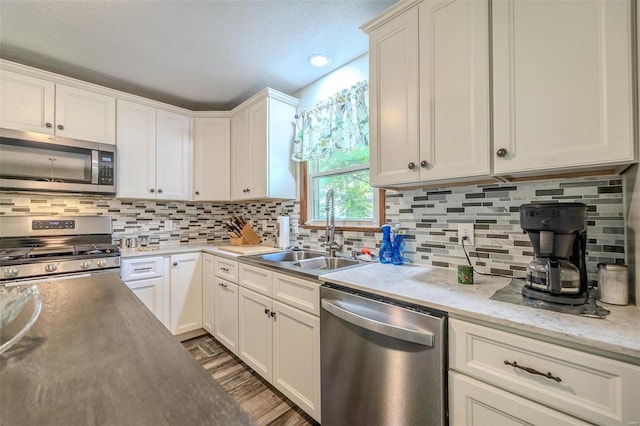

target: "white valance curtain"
[292,80,369,162]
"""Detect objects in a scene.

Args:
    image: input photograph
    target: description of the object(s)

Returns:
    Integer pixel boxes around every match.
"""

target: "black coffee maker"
[519,203,588,305]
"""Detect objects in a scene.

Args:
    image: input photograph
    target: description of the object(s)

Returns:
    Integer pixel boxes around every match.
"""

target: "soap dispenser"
[379,224,393,264]
[392,225,405,265]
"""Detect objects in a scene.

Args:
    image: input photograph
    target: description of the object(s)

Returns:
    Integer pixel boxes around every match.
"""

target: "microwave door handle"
[91,150,99,184]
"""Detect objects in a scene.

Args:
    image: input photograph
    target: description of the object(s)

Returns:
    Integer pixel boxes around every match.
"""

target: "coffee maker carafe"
[519,203,588,305]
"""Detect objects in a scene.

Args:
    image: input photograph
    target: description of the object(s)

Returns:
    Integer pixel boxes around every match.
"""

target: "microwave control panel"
[98,151,115,185]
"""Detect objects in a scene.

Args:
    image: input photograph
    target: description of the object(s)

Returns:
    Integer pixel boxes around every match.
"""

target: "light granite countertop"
[321,263,640,365]
[119,243,262,260]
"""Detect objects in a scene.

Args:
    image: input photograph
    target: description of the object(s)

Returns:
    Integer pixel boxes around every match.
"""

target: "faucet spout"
[324,189,341,257]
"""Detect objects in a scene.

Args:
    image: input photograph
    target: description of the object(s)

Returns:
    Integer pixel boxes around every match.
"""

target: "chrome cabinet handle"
[218,282,228,288]
[504,360,562,382]
[408,162,416,170]
[158,189,163,194]
[321,299,434,346]
[195,191,200,195]
[264,308,270,315]
[420,160,428,168]
[220,267,229,272]
[270,311,276,318]
[45,122,52,128]
[150,189,155,193]
[57,124,64,130]
[496,148,508,158]
[173,262,178,267]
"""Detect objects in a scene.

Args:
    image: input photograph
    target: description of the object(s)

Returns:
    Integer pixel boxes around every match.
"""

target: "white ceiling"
[0,0,397,111]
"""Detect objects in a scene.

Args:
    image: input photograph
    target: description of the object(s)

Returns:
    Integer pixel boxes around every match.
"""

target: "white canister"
[598,263,629,305]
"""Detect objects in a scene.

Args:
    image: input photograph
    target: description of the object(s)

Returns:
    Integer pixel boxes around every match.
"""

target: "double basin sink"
[242,249,363,279]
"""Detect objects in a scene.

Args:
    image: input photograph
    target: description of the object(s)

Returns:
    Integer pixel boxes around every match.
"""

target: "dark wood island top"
[0,272,255,426]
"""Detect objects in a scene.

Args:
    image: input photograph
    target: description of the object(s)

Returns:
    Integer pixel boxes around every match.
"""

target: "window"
[305,145,381,228]
[294,81,383,230]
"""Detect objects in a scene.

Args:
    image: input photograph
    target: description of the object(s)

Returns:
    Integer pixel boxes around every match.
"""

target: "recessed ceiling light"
[309,54,331,67]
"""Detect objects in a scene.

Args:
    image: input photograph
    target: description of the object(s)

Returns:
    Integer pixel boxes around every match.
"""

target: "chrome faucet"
[323,189,341,257]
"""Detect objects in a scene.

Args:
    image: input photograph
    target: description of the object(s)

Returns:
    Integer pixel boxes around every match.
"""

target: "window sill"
[301,224,381,233]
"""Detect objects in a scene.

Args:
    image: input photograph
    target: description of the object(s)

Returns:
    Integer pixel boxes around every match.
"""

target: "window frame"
[299,162,384,232]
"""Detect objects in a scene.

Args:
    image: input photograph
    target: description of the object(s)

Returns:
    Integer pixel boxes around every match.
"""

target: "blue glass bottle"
[379,224,393,264]
[392,231,404,265]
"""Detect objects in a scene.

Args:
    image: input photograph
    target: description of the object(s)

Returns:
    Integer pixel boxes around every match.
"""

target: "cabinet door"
[368,6,420,186]
[272,301,321,422]
[449,372,591,426]
[202,254,215,334]
[156,109,191,200]
[116,100,156,199]
[246,98,268,199]
[193,117,230,201]
[126,276,166,327]
[419,0,490,181]
[169,253,202,335]
[0,70,55,134]
[214,278,239,355]
[238,287,273,381]
[230,106,251,200]
[54,84,116,144]
[493,0,634,175]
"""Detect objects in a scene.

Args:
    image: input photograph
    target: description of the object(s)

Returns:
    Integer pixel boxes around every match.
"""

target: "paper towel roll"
[277,216,290,249]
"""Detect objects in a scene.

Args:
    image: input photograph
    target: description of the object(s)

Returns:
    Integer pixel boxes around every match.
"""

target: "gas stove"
[0,216,120,284]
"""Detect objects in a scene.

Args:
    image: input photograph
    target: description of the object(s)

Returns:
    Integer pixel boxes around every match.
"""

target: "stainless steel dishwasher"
[320,284,447,426]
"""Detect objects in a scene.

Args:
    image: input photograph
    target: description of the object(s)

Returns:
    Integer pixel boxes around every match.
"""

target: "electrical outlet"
[458,223,475,246]
[291,219,299,233]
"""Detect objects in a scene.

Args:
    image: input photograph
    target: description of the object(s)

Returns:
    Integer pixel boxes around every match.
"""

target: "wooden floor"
[183,334,319,426]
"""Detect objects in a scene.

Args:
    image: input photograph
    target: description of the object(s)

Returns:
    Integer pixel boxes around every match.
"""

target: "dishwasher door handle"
[321,299,435,346]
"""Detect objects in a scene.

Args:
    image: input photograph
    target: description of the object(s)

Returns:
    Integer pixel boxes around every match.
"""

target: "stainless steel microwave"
[0,128,116,194]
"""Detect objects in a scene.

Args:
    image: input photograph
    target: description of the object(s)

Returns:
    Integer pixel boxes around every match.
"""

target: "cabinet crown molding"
[360,0,421,34]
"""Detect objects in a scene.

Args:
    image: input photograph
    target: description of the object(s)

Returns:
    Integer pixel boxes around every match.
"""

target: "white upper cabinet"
[230,88,298,200]
[156,109,191,200]
[54,84,116,144]
[193,116,231,201]
[0,70,115,144]
[117,99,191,200]
[365,0,490,187]
[492,0,635,176]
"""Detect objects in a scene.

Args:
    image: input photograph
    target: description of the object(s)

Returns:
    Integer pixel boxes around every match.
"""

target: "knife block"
[229,225,261,246]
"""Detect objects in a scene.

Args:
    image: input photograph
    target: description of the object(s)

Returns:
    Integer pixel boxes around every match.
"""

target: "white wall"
[293,54,368,111]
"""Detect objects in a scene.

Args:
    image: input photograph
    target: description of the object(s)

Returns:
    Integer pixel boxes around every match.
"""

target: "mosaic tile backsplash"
[0,174,626,285]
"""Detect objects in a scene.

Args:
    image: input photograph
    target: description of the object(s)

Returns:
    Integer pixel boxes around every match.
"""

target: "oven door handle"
[321,298,434,346]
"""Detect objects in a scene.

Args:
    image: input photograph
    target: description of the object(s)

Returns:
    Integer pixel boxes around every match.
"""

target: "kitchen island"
[0,272,255,426]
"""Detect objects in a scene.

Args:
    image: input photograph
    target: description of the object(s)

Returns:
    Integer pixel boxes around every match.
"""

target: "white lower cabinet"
[449,372,590,426]
[169,253,203,335]
[449,318,640,426]
[202,253,215,334]
[272,300,320,421]
[214,277,239,355]
[238,264,321,422]
[238,287,273,379]
[120,256,167,328]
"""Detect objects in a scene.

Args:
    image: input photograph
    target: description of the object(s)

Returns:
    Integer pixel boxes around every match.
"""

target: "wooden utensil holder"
[229,225,261,246]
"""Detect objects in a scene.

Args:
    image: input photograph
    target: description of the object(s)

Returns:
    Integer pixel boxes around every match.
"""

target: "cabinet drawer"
[121,256,164,281]
[214,257,238,282]
[239,264,273,296]
[449,318,640,426]
[272,272,320,316]
[449,372,590,426]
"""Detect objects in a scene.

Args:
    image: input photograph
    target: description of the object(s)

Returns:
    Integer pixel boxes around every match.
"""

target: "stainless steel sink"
[294,257,359,270]
[261,251,325,262]
[243,249,364,278]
